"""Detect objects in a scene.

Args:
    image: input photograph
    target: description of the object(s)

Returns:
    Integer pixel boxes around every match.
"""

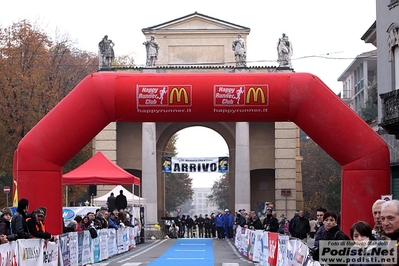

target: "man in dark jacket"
[115,190,127,211]
[180,215,186,238]
[204,214,212,238]
[196,214,205,238]
[106,192,116,212]
[263,208,279,232]
[11,198,30,239]
[289,210,310,241]
[210,213,216,238]
[186,215,194,238]
[26,208,57,242]
[314,207,327,248]
[235,209,246,227]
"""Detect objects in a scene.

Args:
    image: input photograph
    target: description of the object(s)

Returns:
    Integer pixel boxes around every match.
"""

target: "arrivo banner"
[162,157,229,173]
[114,73,287,122]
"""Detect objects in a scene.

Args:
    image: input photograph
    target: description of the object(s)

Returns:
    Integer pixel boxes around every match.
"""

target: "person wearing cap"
[26,208,57,242]
[11,198,30,239]
[0,207,17,243]
[224,209,234,239]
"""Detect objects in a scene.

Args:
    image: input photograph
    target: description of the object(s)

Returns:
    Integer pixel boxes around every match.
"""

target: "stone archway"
[156,122,236,220]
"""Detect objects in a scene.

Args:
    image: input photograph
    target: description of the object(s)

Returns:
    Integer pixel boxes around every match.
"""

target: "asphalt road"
[90,238,258,266]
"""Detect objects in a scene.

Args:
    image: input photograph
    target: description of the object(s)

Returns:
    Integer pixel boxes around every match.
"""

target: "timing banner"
[162,156,228,173]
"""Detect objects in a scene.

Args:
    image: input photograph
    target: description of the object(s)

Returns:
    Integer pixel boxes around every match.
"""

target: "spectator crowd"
[160,198,399,265]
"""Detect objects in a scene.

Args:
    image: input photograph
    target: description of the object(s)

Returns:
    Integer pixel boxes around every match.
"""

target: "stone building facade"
[93,12,303,224]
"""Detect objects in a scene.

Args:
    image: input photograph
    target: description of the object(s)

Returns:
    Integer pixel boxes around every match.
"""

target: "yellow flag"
[13,180,18,207]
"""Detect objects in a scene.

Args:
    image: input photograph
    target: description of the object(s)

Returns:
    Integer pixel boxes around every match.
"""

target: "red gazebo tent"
[63,152,140,185]
[63,152,140,206]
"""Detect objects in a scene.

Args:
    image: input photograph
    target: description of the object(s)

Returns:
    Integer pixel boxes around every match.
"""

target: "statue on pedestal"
[232,34,246,67]
[277,33,293,68]
[143,36,160,67]
[98,35,115,69]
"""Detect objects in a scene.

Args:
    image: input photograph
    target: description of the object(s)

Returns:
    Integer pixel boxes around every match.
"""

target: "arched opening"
[169,126,229,216]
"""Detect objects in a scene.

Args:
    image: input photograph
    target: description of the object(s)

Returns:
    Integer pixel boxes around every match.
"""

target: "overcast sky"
[1,0,376,94]
[1,0,377,187]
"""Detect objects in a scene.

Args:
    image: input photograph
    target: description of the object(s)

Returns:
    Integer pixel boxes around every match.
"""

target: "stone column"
[274,122,298,219]
[235,122,251,211]
[142,122,158,224]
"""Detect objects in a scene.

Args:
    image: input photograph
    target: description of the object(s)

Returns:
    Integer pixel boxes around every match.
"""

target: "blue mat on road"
[149,239,214,266]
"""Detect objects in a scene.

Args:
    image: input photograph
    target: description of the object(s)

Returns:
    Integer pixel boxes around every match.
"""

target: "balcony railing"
[380,89,399,138]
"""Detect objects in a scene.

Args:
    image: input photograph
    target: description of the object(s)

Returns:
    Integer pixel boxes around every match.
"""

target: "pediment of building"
[142,12,249,32]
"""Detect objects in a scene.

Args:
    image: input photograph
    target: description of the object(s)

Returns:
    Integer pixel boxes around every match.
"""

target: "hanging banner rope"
[162,157,228,173]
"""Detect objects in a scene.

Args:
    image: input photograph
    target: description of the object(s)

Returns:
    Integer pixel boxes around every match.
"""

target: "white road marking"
[167,258,205,260]
[175,249,206,252]
[118,239,167,262]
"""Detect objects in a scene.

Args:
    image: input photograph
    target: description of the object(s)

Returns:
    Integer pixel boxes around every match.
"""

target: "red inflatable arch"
[13,72,390,234]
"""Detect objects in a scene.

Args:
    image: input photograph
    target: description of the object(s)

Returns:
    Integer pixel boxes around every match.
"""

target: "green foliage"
[112,53,135,67]
[360,83,378,123]
[164,134,194,211]
[165,173,194,211]
[0,19,98,206]
[301,136,341,216]
[180,198,194,214]
[208,174,229,210]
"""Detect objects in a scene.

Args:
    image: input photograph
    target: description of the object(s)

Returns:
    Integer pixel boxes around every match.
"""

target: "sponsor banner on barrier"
[117,228,129,254]
[0,227,137,266]
[0,240,18,265]
[128,227,136,250]
[289,239,309,266]
[99,230,109,261]
[239,227,249,257]
[62,207,98,224]
[162,157,228,173]
[68,232,79,266]
[19,238,43,266]
[247,230,255,261]
[258,230,269,266]
[108,229,117,257]
[276,235,289,266]
[92,231,101,263]
[81,231,92,265]
[59,234,70,266]
[252,230,263,262]
[42,241,58,266]
[268,232,278,265]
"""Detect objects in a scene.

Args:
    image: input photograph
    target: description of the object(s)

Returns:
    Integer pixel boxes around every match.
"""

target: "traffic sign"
[3,186,10,194]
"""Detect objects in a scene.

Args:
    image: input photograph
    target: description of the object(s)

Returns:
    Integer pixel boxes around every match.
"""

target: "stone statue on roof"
[277,33,293,68]
[98,35,115,69]
[232,34,246,67]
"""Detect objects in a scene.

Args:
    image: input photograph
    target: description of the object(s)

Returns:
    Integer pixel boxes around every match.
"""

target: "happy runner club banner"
[162,157,228,173]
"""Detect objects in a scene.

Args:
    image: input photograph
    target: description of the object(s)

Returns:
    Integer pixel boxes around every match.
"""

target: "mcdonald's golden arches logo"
[246,87,267,105]
[169,87,191,105]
